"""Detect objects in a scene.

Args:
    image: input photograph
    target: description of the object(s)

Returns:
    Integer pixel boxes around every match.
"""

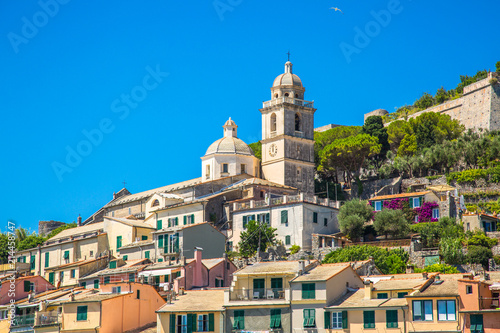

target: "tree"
[0,233,10,264]
[373,209,409,239]
[248,141,262,160]
[338,199,373,240]
[362,116,390,155]
[435,87,449,104]
[467,245,493,268]
[414,92,435,110]
[339,215,365,241]
[17,235,46,251]
[15,228,28,242]
[323,245,409,274]
[238,220,277,257]
[397,134,418,157]
[387,120,409,153]
[415,263,459,274]
[319,134,381,186]
[408,112,464,149]
[496,61,500,73]
[314,126,362,182]
[440,237,465,265]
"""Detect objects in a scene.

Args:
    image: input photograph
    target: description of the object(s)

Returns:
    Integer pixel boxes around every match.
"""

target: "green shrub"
[467,245,493,268]
[466,233,498,248]
[415,263,460,274]
[290,245,301,255]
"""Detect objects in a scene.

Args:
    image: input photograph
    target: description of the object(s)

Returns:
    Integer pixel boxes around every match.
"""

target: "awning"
[139,268,179,277]
[489,283,500,291]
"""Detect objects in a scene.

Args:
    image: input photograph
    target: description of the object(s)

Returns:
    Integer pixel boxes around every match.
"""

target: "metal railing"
[229,288,288,301]
[481,296,500,309]
[12,314,35,327]
[262,97,314,109]
[36,312,59,326]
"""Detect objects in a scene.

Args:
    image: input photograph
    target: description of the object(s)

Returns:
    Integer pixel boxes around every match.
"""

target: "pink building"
[0,275,54,305]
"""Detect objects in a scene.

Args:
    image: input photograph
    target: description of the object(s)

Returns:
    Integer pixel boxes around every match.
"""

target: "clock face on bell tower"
[269,144,278,157]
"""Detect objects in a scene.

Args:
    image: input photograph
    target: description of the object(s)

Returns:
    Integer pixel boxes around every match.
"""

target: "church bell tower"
[260,61,316,194]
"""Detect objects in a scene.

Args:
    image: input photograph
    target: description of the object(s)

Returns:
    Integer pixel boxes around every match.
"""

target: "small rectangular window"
[397,292,408,298]
[303,309,316,328]
[302,283,315,299]
[137,290,140,299]
[157,220,162,230]
[76,306,88,321]
[413,300,433,321]
[222,164,228,173]
[432,208,440,219]
[313,212,318,223]
[281,210,288,224]
[141,235,148,240]
[377,293,388,299]
[145,251,150,259]
[374,201,382,211]
[285,235,291,245]
[331,312,343,329]
[129,273,135,282]
[466,285,473,294]
[324,218,328,226]
[270,309,281,329]
[70,269,75,278]
[413,197,422,208]
[240,164,246,174]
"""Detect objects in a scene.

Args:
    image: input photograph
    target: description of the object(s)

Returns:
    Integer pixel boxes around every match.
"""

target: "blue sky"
[1,0,499,233]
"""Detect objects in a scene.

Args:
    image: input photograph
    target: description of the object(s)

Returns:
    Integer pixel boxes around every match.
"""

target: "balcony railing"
[229,288,288,301]
[35,312,59,326]
[233,194,340,212]
[481,296,500,309]
[262,97,314,109]
[159,248,179,256]
[12,314,35,327]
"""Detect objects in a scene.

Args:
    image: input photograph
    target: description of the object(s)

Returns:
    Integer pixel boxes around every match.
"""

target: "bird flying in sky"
[330,7,344,14]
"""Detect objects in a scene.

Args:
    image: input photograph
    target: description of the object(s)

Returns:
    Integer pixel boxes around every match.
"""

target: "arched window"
[151,199,159,207]
[284,93,289,97]
[295,94,299,98]
[271,113,277,132]
[295,113,301,131]
[205,165,210,179]
[274,93,278,98]
[297,167,302,182]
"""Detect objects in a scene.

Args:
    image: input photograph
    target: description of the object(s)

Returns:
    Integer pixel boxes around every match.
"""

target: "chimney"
[298,260,305,275]
[406,264,415,274]
[113,192,117,199]
[194,247,203,287]
[364,280,373,300]
[77,214,82,226]
[462,273,474,280]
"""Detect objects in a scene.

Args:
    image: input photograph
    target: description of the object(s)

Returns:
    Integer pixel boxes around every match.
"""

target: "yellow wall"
[407,297,461,332]
[328,308,407,333]
[0,318,10,333]
[61,301,101,331]
[157,311,223,333]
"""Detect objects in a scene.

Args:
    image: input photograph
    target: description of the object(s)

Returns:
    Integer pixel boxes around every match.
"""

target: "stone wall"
[38,220,66,236]
[372,72,500,132]
[351,176,401,200]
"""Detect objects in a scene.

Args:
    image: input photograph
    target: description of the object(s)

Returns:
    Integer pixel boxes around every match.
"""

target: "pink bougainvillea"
[414,201,439,223]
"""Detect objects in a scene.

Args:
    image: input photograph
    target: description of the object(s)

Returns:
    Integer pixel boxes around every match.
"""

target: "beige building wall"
[61,301,101,332]
[158,311,224,333]
[145,203,205,230]
[328,308,407,333]
[407,297,461,332]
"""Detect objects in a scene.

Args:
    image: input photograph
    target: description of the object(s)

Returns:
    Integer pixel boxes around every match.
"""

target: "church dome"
[205,137,255,156]
[204,118,254,156]
[273,61,303,87]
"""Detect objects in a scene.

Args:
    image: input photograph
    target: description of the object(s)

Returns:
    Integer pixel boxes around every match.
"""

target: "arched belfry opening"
[295,113,301,131]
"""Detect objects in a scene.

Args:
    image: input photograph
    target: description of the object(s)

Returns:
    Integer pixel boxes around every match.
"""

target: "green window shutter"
[24,280,31,292]
[281,210,288,223]
[324,311,330,329]
[145,251,150,259]
[169,314,176,333]
[45,252,50,268]
[191,214,195,224]
[303,309,309,327]
[313,212,318,223]
[77,306,88,321]
[104,276,110,284]
[370,201,375,208]
[208,313,214,331]
[30,255,35,270]
[285,235,291,245]
[94,279,99,288]
[386,310,398,328]
[364,311,375,329]
[142,235,148,240]
[187,313,193,333]
[129,273,135,282]
[419,197,423,206]
[159,235,164,247]
[342,311,348,329]
[409,198,413,208]
[175,217,178,226]
[184,216,187,225]
[157,220,162,230]
[64,251,69,259]
[117,236,122,249]
[243,215,247,229]
[377,293,388,299]
[123,255,128,261]
[266,213,270,224]
[397,292,408,298]
[48,272,54,284]
[109,261,116,269]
